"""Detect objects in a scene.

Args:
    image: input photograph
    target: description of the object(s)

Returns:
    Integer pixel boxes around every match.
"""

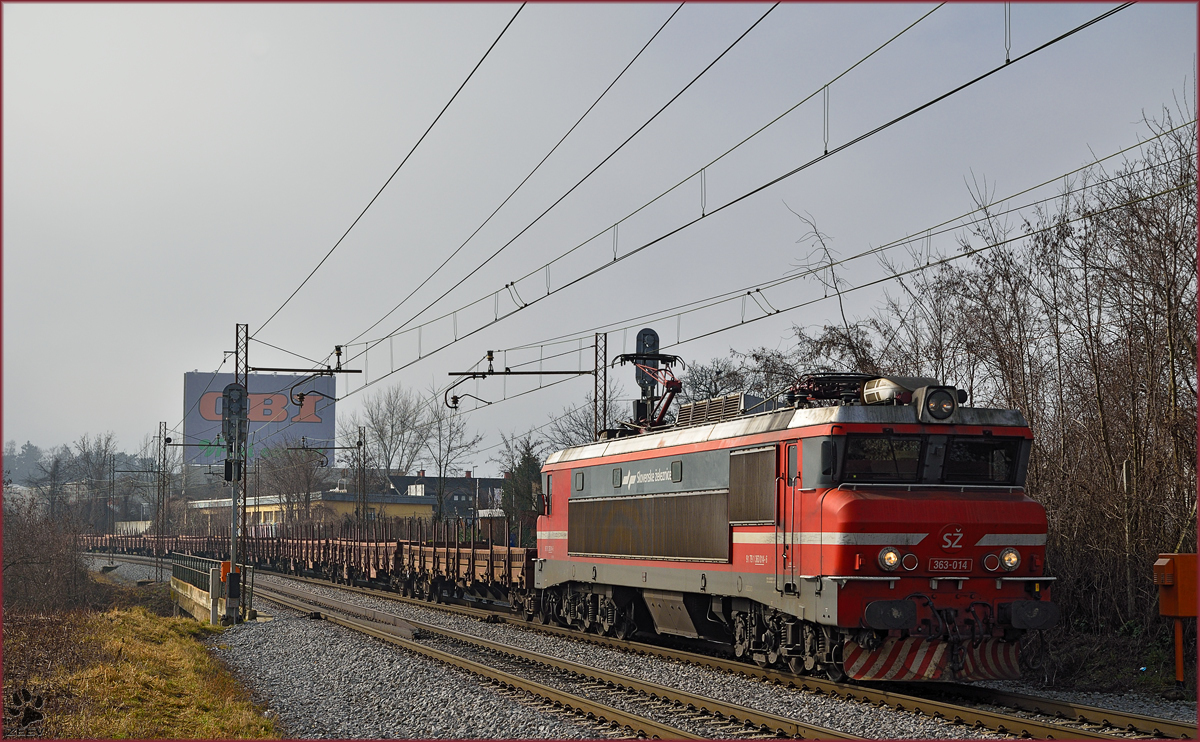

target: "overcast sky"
[4,2,1195,470]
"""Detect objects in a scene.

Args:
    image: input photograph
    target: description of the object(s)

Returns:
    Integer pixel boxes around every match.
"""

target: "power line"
[345,3,686,349]
[658,180,1194,351]
[331,2,1134,400]
[253,3,527,338]
[344,4,780,363]
[344,3,943,357]
[451,179,1195,427]
[495,140,1194,354]
[239,3,943,394]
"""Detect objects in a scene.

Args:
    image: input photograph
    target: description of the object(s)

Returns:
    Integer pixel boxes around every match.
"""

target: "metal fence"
[170,553,254,611]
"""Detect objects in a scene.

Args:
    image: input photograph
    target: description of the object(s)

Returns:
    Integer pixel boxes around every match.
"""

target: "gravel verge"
[85,555,165,584]
[209,600,602,739]
[973,680,1196,724]
[254,573,1004,739]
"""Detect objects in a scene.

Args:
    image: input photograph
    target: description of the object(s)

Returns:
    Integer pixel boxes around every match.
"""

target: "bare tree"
[70,432,118,531]
[29,445,73,520]
[360,384,429,477]
[543,378,626,450]
[678,356,745,404]
[423,386,483,520]
[490,430,545,547]
[260,438,334,521]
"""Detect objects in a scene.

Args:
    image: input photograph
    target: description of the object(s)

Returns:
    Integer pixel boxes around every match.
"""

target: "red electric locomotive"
[535,368,1058,682]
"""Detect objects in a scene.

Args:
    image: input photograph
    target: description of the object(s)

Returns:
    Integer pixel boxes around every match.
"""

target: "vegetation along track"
[103,555,1193,739]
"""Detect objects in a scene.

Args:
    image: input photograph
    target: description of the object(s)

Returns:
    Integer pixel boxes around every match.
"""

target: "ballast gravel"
[86,555,163,584]
[89,559,1196,738]
[207,603,599,739]
[975,680,1197,724]
[249,574,1005,739]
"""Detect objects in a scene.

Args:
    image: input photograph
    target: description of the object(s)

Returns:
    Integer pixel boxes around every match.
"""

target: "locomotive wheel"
[614,616,634,641]
[824,643,846,682]
[733,615,750,659]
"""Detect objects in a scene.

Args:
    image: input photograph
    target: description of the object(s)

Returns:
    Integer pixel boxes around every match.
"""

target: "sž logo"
[199,392,324,423]
[939,523,965,552]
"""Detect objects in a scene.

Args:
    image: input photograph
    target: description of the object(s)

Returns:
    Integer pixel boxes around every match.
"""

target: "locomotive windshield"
[842,436,923,482]
[832,434,1025,485]
[942,437,1022,484]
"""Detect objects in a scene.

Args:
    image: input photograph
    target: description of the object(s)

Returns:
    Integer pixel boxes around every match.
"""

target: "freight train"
[85,371,1058,683]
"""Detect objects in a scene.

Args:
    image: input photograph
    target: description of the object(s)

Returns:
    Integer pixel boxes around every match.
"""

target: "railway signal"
[221,382,249,482]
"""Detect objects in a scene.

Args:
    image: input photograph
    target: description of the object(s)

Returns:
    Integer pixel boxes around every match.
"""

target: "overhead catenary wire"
[341,3,940,363]
[238,3,943,395]
[343,3,686,349]
[342,4,780,367]
[446,179,1194,428]
[329,2,1134,401]
[494,134,1194,354]
[253,3,526,339]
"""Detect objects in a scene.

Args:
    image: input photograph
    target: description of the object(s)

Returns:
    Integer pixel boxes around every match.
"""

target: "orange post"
[1175,618,1185,686]
[1153,553,1196,692]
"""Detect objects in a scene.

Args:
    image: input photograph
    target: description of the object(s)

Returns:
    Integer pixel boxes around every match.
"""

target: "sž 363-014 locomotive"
[535,369,1059,682]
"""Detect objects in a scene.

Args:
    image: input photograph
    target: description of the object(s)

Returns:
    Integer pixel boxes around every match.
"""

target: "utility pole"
[594,332,607,440]
[356,426,367,522]
[109,456,115,564]
[219,323,251,623]
[156,421,170,582]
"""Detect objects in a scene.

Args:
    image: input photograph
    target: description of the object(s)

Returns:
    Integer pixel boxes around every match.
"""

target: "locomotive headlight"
[1000,547,1021,571]
[878,547,901,571]
[925,388,957,419]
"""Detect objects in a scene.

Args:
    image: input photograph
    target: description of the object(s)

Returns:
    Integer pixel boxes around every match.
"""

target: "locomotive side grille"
[676,393,750,427]
[729,447,775,522]
[568,492,729,561]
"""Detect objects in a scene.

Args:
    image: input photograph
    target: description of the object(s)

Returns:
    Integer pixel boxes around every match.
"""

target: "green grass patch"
[1026,625,1195,693]
[3,578,279,739]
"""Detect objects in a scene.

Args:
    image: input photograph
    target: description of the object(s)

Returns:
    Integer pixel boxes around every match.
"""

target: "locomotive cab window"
[574,471,584,491]
[943,437,1022,484]
[542,474,552,515]
[842,435,923,483]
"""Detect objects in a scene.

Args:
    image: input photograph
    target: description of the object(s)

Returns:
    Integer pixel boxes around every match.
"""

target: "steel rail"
[254,586,701,740]
[99,554,1193,739]
[256,582,862,740]
[257,572,1144,740]
[913,683,1197,740]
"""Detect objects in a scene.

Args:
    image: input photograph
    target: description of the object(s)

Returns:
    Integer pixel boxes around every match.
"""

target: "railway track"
[97,554,1195,739]
[255,581,859,740]
[255,571,1186,740]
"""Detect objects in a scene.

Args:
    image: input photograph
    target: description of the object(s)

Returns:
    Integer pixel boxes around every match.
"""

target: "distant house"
[388,469,505,520]
[186,489,435,532]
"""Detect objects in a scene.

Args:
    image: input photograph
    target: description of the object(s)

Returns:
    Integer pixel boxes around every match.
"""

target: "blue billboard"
[182,372,336,466]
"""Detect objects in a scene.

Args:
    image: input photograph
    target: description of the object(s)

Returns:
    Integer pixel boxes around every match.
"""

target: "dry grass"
[3,578,279,739]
